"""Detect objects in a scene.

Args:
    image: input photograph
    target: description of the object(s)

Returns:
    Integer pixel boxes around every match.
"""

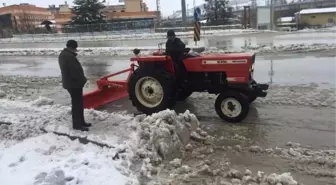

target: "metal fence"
[61,21,155,33]
[0,22,243,42]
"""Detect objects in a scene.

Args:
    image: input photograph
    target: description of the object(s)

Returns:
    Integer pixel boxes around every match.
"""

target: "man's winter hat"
[66,40,78,49]
[167,30,176,37]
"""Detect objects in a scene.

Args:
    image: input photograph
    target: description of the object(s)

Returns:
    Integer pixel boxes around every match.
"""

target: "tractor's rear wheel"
[215,91,249,123]
[128,68,177,114]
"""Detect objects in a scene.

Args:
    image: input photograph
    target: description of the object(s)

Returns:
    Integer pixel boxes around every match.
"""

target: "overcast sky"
[3,0,205,16]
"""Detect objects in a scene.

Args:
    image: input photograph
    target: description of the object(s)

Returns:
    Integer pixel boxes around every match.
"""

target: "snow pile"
[163,162,300,185]
[1,43,335,57]
[0,29,265,44]
[131,110,202,179]
[134,110,199,159]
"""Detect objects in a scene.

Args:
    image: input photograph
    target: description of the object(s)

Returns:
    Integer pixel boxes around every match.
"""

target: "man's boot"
[73,126,89,131]
[83,122,92,127]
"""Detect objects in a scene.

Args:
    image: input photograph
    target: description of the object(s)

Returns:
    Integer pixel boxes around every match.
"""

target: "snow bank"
[297,26,336,33]
[0,29,267,44]
[0,43,335,57]
[0,45,205,57]
[0,97,205,184]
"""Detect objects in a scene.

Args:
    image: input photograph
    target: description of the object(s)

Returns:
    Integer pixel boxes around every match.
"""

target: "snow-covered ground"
[0,29,268,44]
[0,43,334,57]
[0,96,200,185]
[297,26,336,32]
[0,133,137,185]
[0,96,307,185]
[0,76,321,184]
[0,38,335,184]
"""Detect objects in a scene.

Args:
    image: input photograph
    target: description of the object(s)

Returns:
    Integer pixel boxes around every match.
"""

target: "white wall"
[257,7,271,25]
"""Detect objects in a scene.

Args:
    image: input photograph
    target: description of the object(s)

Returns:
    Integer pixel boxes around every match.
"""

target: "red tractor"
[83,45,269,123]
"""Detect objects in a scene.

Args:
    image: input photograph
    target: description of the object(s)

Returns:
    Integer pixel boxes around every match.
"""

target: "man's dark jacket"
[165,38,186,62]
[58,48,87,89]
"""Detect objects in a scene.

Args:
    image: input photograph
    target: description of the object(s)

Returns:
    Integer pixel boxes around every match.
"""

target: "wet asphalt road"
[1,31,336,50]
[0,53,335,185]
[0,54,335,86]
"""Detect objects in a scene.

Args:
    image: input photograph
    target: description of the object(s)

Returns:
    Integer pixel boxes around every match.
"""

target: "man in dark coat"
[58,40,91,131]
[165,30,187,81]
[165,29,186,64]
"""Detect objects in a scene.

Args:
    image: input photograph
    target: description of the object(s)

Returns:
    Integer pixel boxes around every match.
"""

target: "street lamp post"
[270,0,274,30]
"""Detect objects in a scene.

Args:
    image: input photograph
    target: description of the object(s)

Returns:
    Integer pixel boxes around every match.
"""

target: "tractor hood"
[184,52,256,64]
[200,52,256,60]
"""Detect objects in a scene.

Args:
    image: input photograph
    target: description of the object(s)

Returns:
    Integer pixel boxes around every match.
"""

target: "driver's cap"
[167,30,175,38]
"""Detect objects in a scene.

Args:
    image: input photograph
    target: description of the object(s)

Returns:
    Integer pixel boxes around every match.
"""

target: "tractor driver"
[165,30,187,80]
[165,30,186,63]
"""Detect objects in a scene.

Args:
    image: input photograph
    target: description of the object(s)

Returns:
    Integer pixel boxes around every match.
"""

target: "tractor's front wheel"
[128,68,177,114]
[215,91,250,123]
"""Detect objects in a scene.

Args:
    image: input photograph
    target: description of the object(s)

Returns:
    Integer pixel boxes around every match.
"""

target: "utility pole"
[270,0,274,30]
[187,4,189,17]
[181,0,187,24]
[156,0,161,26]
[269,59,274,84]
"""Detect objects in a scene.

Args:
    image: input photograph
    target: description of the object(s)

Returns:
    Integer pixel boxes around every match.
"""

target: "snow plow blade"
[83,65,134,109]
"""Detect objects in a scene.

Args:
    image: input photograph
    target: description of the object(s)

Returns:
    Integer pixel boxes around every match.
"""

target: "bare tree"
[18,11,36,33]
[204,0,234,25]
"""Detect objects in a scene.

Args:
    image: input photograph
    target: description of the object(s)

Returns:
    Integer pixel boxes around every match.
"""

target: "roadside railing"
[0,23,244,43]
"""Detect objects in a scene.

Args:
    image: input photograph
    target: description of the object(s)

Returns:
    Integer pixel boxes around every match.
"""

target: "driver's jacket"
[165,38,186,63]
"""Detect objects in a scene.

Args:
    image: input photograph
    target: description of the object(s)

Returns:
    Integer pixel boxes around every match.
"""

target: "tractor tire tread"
[215,91,250,123]
[128,67,177,115]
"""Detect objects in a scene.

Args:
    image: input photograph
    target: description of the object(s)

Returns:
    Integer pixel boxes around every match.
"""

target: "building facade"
[0,3,54,32]
[48,2,72,32]
[0,0,160,33]
[124,0,148,12]
[102,0,159,27]
[298,7,336,26]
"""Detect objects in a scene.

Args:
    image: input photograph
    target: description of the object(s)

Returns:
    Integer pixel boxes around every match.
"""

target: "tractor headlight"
[249,63,255,72]
[250,63,255,78]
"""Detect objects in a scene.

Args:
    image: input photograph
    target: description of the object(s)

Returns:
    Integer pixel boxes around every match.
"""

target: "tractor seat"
[186,51,200,58]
